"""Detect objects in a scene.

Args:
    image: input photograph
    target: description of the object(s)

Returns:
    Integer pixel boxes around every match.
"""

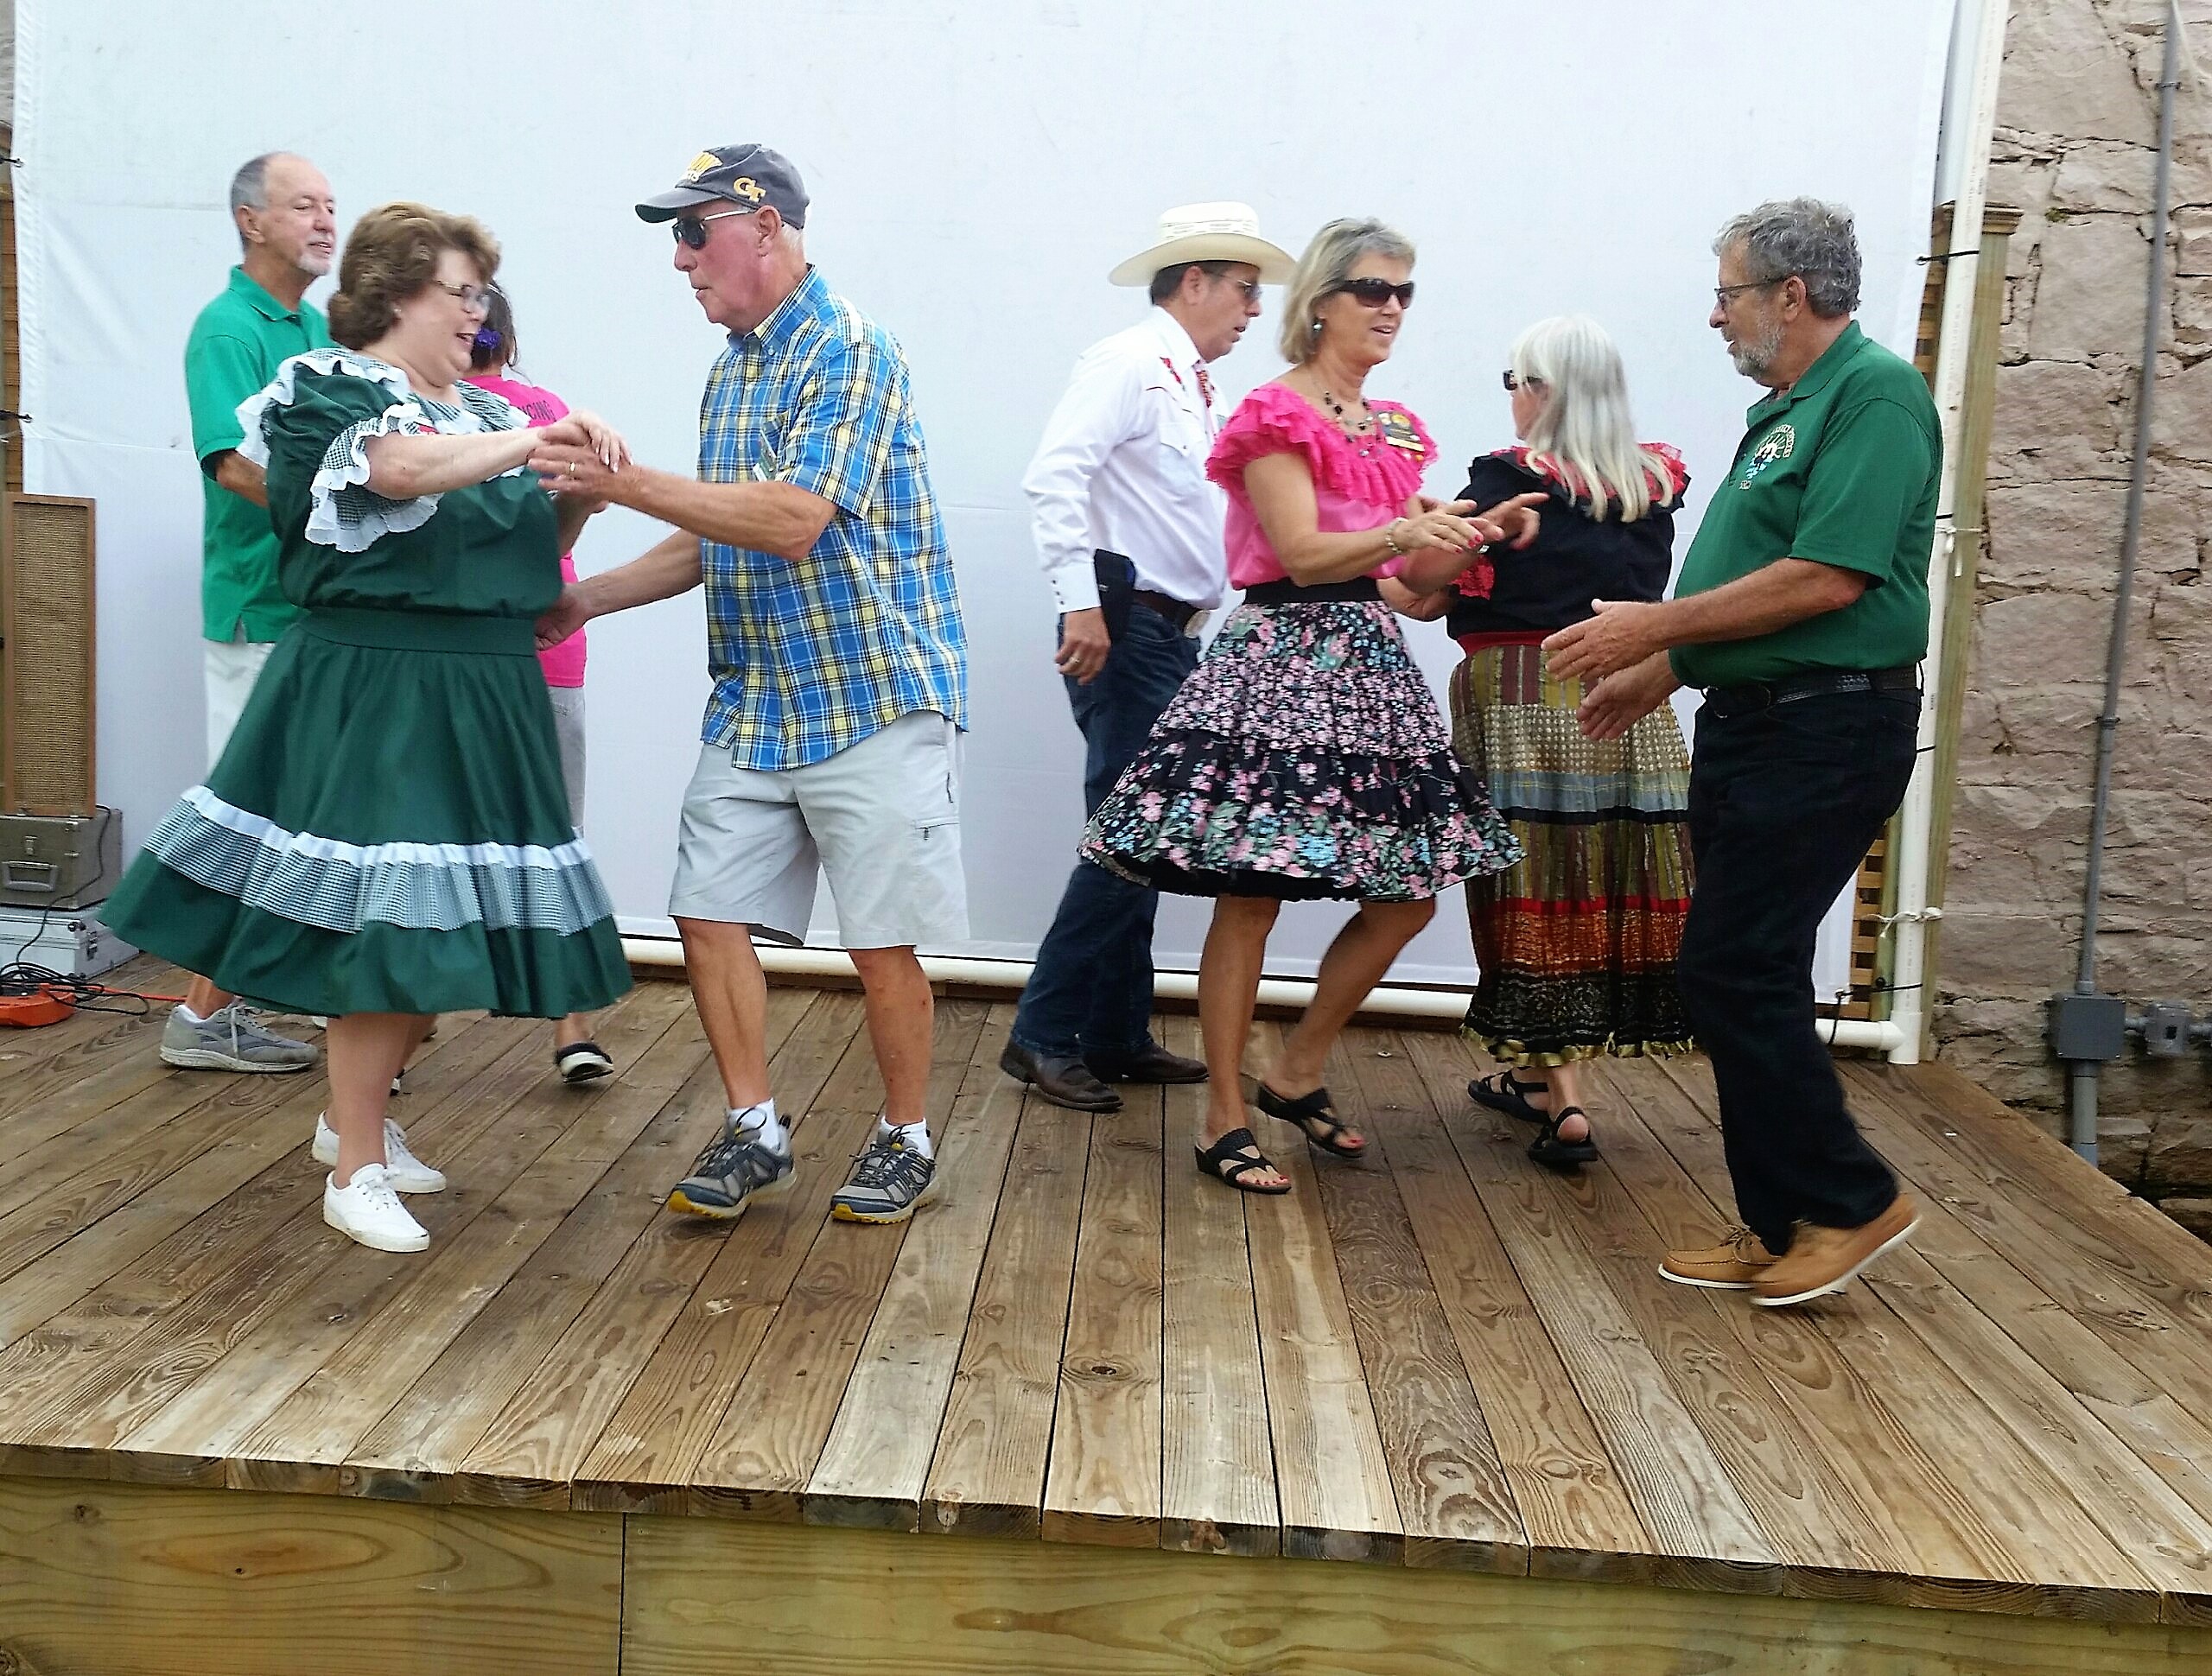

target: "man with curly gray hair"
[1544,196,1936,1308]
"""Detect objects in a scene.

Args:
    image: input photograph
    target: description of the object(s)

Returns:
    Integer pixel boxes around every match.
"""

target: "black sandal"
[1196,1127,1292,1195]
[1528,1106,1599,1171]
[1255,1083,1367,1159]
[1468,1070,1548,1124]
[556,1040,615,1084]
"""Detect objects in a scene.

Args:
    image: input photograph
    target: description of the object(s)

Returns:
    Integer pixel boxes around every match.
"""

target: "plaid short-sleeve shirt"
[696,267,968,769]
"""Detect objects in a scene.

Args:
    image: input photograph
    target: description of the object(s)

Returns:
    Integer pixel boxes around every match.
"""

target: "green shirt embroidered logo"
[1738,422,1796,486]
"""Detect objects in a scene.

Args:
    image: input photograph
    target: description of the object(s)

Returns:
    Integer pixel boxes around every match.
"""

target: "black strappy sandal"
[1468,1070,1548,1124]
[1528,1106,1599,1171]
[1196,1127,1292,1195]
[1255,1083,1368,1159]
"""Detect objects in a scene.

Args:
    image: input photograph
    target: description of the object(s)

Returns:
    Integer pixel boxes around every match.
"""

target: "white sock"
[733,1101,785,1149]
[876,1116,932,1159]
[176,1001,212,1025]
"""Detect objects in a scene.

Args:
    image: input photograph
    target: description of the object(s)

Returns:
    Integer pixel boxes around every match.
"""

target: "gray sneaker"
[665,1117,795,1221]
[830,1132,938,1224]
[160,1003,319,1073]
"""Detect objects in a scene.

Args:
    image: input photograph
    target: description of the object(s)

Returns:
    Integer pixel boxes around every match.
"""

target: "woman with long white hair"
[1407,314,1694,1168]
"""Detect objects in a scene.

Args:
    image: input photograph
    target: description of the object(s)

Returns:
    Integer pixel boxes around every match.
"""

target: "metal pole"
[2070,5,2180,1160]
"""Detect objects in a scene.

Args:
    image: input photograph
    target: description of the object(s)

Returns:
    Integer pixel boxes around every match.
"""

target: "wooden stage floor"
[1,960,2210,1673]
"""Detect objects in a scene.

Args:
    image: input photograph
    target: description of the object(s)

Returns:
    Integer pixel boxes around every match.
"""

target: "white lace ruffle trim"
[235,348,531,554]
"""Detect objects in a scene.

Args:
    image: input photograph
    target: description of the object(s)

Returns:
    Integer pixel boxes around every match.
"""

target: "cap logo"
[729,177,766,204]
[683,150,720,182]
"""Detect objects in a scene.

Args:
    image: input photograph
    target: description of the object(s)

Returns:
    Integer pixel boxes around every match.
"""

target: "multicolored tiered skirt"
[1080,599,1520,901]
[1452,640,1694,1063]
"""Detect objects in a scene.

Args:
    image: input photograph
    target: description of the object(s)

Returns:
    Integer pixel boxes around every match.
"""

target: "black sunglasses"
[671,206,754,250]
[1330,276,1415,308]
[1502,371,1545,392]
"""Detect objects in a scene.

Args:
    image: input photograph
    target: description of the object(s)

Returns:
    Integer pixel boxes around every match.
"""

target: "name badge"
[1377,409,1422,454]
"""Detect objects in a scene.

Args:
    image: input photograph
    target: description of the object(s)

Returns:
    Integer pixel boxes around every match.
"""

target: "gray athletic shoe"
[665,1117,795,1221]
[830,1132,938,1224]
[160,1002,319,1073]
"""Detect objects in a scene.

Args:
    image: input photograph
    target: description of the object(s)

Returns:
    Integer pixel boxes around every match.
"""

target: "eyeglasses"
[1217,275,1262,303]
[433,281,493,315]
[672,207,755,249]
[1329,276,1415,308]
[1501,371,1544,392]
[1713,278,1782,309]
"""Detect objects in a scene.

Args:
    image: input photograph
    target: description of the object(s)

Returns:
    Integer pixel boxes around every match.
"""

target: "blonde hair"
[1278,218,1415,365]
[1508,315,1676,523]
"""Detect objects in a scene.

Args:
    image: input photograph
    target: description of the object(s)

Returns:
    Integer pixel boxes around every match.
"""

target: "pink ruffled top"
[1205,383,1436,589]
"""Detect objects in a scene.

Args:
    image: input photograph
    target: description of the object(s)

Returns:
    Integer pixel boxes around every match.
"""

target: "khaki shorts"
[669,709,968,949]
[206,632,278,765]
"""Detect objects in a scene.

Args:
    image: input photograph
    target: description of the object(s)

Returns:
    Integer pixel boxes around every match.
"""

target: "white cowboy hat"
[1109,201,1297,287]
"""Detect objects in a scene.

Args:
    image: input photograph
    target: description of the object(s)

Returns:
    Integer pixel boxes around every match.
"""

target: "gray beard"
[1730,320,1783,381]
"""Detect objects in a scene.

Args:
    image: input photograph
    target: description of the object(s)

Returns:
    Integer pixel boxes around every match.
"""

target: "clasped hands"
[531,411,632,506]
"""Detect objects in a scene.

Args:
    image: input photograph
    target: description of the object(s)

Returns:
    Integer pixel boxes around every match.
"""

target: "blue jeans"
[1012,600,1201,1060]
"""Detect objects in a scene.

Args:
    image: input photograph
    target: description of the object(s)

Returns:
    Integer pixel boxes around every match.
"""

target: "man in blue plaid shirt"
[534,144,968,1228]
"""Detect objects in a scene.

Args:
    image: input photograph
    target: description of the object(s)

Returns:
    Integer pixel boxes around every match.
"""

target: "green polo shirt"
[185,266,331,641]
[1669,321,1941,689]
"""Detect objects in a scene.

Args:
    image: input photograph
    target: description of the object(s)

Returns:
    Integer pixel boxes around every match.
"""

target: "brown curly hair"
[327,202,501,350]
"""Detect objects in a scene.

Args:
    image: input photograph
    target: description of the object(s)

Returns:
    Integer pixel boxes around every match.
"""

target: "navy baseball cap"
[635,144,809,229]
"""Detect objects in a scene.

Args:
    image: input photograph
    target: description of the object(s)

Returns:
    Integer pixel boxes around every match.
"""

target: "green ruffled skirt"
[102,608,632,1018]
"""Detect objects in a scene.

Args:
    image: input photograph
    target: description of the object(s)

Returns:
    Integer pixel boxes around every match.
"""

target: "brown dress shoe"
[1660,1227,1783,1291]
[1753,1193,1920,1308]
[1087,1041,1208,1084]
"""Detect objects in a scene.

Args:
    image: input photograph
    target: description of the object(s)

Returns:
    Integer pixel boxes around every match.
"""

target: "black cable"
[0,960,159,1017]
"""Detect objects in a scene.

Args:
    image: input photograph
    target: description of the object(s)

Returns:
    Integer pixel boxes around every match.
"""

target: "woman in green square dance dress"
[103,203,633,1254]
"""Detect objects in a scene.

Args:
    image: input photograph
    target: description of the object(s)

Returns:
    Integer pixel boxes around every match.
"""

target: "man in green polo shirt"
[1546,198,1930,1308]
[162,152,335,1075]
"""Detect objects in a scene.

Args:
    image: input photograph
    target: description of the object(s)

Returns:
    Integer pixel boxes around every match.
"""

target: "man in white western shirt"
[1001,203,1294,1110]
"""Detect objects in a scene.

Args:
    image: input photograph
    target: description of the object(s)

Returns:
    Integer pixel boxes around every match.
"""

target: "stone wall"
[1939,0,2212,1234]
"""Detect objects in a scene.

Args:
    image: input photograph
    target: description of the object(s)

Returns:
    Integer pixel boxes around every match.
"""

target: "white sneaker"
[323,1164,429,1253]
[312,1114,448,1194]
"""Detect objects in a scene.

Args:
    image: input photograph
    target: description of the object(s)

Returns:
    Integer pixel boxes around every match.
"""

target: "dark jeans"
[1675,689,1916,1254]
[1012,600,1200,1060]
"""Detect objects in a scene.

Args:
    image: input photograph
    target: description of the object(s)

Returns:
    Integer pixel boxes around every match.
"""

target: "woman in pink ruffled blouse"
[1083,218,1538,1195]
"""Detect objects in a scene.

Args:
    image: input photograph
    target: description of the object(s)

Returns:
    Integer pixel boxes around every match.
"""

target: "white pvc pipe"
[619,937,1904,1048]
[1886,0,2010,1068]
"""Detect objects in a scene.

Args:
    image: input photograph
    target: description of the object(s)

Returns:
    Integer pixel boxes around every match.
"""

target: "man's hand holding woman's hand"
[532,410,632,504]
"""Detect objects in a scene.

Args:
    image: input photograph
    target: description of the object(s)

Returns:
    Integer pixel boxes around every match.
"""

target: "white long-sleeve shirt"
[1021,308,1229,613]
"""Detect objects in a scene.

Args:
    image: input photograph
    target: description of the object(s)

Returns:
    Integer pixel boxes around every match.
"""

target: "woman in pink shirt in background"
[467,284,613,1083]
[1083,219,1537,1195]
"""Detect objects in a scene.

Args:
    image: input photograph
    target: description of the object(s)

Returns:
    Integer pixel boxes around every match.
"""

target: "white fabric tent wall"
[17,0,1952,992]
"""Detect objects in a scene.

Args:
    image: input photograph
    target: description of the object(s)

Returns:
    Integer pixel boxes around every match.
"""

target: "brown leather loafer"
[1753,1194,1921,1308]
[1087,1041,1208,1084]
[1660,1226,1783,1290]
[999,1041,1122,1112]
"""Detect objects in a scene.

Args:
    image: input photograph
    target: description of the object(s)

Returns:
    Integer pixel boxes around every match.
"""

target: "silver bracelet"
[1383,518,1408,555]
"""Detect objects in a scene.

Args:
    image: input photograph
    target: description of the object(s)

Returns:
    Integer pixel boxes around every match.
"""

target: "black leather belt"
[1131,587,1201,632]
[1703,665,1922,720]
[1244,576,1382,606]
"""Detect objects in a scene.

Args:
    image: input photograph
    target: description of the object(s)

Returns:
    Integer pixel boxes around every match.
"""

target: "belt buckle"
[1184,608,1209,638]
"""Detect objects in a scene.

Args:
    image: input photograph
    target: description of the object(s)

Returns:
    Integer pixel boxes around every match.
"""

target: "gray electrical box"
[2049,992,2127,1062]
[2139,1002,2195,1058]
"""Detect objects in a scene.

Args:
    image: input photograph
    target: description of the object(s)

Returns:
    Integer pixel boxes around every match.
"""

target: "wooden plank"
[1319,1032,1525,1574]
[617,1514,2212,1676]
[224,1002,718,1496]
[1242,1023,1402,1564]
[1399,1032,1779,1595]
[919,1086,1089,1538]
[0,1474,620,1676]
[676,998,989,1520]
[341,1044,733,1503]
[1351,1034,1658,1585]
[561,989,869,1513]
[110,985,700,1484]
[1157,1013,1276,1557]
[1038,1060,1164,1549]
[1591,1057,2154,1616]
[804,1007,1026,1530]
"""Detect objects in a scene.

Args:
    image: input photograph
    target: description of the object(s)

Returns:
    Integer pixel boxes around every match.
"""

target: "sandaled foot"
[1529,1106,1599,1171]
[1467,1069,1548,1124]
[1195,1127,1292,1194]
[1254,1082,1367,1159]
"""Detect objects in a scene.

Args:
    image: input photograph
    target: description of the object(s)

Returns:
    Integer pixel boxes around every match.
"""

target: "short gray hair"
[230,153,277,217]
[1714,197,1860,318]
[1279,217,1416,364]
